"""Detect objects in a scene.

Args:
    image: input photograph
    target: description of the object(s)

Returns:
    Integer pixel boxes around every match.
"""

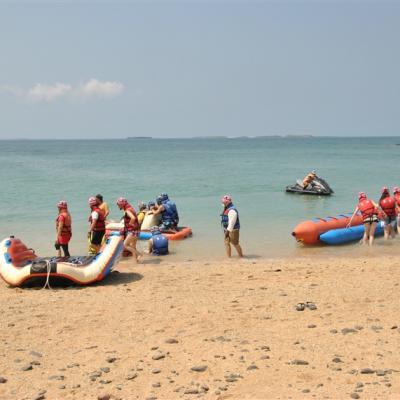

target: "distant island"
[126,136,153,139]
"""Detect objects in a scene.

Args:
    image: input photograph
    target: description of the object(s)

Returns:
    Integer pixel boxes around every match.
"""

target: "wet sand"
[0,255,400,399]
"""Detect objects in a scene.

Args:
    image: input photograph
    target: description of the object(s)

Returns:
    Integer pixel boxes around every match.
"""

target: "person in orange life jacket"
[96,194,110,219]
[379,187,398,240]
[88,196,106,255]
[116,197,142,262]
[147,226,169,255]
[347,192,385,246]
[221,195,243,258]
[55,200,72,257]
[393,187,400,233]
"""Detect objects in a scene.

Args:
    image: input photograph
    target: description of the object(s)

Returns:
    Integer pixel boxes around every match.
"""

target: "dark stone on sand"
[247,365,259,370]
[361,368,375,374]
[0,377,7,383]
[291,359,309,366]
[30,351,42,358]
[100,367,110,373]
[146,397,157,400]
[391,325,398,329]
[191,365,207,372]
[152,382,161,388]
[33,395,45,400]
[99,379,112,384]
[376,370,386,376]
[330,329,338,334]
[152,369,161,374]
[21,364,33,371]
[341,328,357,335]
[97,394,111,400]
[31,360,41,366]
[184,388,199,394]
[58,385,66,389]
[90,371,102,378]
[49,375,64,381]
[201,384,209,392]
[302,389,310,393]
[332,357,342,363]
[350,393,360,399]
[308,324,317,328]
[152,352,166,361]
[165,338,179,344]
[106,356,117,363]
[260,355,269,360]
[126,372,138,380]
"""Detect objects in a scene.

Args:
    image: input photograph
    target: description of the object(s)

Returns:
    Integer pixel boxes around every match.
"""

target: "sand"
[0,255,400,400]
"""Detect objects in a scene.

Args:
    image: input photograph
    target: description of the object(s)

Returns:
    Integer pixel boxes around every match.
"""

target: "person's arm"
[227,209,237,232]
[152,205,164,216]
[126,209,137,227]
[374,201,387,219]
[346,207,359,228]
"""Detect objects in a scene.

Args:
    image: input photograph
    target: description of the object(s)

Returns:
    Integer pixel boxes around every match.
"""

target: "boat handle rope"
[42,260,53,290]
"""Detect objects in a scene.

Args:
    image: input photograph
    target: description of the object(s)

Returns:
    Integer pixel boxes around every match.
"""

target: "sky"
[0,1,399,139]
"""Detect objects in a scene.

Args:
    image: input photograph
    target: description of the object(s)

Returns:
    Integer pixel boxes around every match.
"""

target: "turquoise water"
[1,137,400,259]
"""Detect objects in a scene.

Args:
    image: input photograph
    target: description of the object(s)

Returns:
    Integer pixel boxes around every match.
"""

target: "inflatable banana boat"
[292,213,364,245]
[106,222,192,241]
[0,232,123,287]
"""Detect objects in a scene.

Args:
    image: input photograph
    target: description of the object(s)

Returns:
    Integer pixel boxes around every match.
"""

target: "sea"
[1,136,400,260]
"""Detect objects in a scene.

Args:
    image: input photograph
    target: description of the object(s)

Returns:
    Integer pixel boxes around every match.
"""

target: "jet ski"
[285,176,334,196]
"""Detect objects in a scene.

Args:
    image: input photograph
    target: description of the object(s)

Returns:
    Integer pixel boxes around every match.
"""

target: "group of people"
[55,193,180,261]
[348,187,400,245]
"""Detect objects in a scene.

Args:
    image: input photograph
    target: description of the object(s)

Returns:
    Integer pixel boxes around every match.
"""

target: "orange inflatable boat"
[292,213,363,245]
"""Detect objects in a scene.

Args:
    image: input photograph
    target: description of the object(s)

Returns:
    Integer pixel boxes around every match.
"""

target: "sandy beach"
[0,255,399,400]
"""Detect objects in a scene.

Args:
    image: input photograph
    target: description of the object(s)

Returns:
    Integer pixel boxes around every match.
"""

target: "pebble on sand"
[0,377,7,383]
[291,359,309,366]
[190,365,208,372]
[152,352,166,361]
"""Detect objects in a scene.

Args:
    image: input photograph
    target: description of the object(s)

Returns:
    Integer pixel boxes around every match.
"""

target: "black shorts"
[90,230,105,245]
[363,215,378,224]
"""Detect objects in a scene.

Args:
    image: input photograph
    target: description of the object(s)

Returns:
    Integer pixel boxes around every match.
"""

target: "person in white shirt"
[220,195,243,258]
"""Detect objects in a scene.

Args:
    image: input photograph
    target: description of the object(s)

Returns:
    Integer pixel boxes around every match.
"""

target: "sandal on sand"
[295,303,306,311]
[305,302,317,310]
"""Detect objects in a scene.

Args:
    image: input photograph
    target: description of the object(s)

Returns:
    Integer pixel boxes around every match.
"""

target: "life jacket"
[56,211,72,237]
[358,199,377,219]
[123,204,140,232]
[161,200,178,223]
[152,231,169,255]
[88,207,106,231]
[137,211,146,227]
[394,193,400,207]
[380,196,397,217]
[221,204,240,230]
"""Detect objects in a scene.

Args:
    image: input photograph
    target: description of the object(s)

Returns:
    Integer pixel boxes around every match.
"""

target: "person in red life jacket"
[55,200,72,257]
[220,195,243,258]
[347,192,385,246]
[379,187,398,239]
[88,196,106,255]
[393,187,400,232]
[116,197,142,262]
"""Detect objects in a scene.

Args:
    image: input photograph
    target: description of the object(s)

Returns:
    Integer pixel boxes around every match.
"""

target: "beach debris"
[165,338,179,344]
[295,303,306,311]
[305,302,317,310]
[152,351,166,361]
[341,328,357,335]
[191,365,207,372]
[291,359,309,366]
[360,368,375,374]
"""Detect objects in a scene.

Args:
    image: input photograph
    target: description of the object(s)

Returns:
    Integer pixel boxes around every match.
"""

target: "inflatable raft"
[0,232,123,287]
[106,222,192,241]
[292,213,364,245]
[319,221,385,245]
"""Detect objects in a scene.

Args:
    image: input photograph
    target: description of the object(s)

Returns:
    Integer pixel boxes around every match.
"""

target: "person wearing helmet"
[88,196,106,255]
[96,194,110,219]
[140,201,162,230]
[137,202,148,228]
[379,187,397,239]
[302,170,318,189]
[152,194,179,231]
[117,197,142,262]
[147,226,169,256]
[220,195,243,258]
[55,200,72,257]
[347,192,384,245]
[394,187,400,232]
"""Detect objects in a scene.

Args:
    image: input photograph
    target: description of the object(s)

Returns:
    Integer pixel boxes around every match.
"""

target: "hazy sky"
[1,1,399,139]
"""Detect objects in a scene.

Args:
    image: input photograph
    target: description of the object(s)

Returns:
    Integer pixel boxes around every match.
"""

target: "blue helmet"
[160,193,169,201]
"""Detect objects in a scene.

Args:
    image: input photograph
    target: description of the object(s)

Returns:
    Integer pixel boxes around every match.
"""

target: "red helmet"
[393,187,400,194]
[221,195,232,206]
[358,191,366,200]
[88,196,98,207]
[116,197,128,207]
[57,200,68,209]
[381,186,389,194]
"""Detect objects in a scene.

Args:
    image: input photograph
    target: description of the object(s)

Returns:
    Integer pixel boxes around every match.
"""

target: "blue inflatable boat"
[319,221,385,245]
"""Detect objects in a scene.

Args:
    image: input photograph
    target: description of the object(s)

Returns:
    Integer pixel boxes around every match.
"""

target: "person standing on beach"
[96,194,109,219]
[379,187,397,240]
[221,195,243,258]
[347,192,384,246]
[55,200,72,257]
[117,197,142,262]
[394,187,400,232]
[88,196,106,255]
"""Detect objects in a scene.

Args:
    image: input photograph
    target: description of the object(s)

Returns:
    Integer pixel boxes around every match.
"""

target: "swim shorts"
[225,229,240,245]
[90,230,105,245]
[363,215,378,224]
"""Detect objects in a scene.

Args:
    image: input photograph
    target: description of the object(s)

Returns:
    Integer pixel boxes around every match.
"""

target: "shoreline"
[1,255,399,399]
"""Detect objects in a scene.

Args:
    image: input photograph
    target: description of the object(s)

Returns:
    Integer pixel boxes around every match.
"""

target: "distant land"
[126,136,153,139]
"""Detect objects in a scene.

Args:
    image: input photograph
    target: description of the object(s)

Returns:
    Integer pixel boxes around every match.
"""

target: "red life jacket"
[358,199,377,219]
[380,196,397,217]
[56,211,72,236]
[124,204,139,232]
[88,207,105,231]
[395,193,400,206]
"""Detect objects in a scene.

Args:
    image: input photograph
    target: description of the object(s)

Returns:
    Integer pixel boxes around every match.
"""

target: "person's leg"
[230,230,243,257]
[363,223,370,245]
[55,242,61,257]
[233,244,244,257]
[369,221,377,246]
[390,219,396,238]
[62,244,70,257]
[124,235,142,262]
[224,236,232,257]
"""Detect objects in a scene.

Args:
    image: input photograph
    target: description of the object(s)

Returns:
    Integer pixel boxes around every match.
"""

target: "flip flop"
[295,303,306,311]
[305,302,317,310]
